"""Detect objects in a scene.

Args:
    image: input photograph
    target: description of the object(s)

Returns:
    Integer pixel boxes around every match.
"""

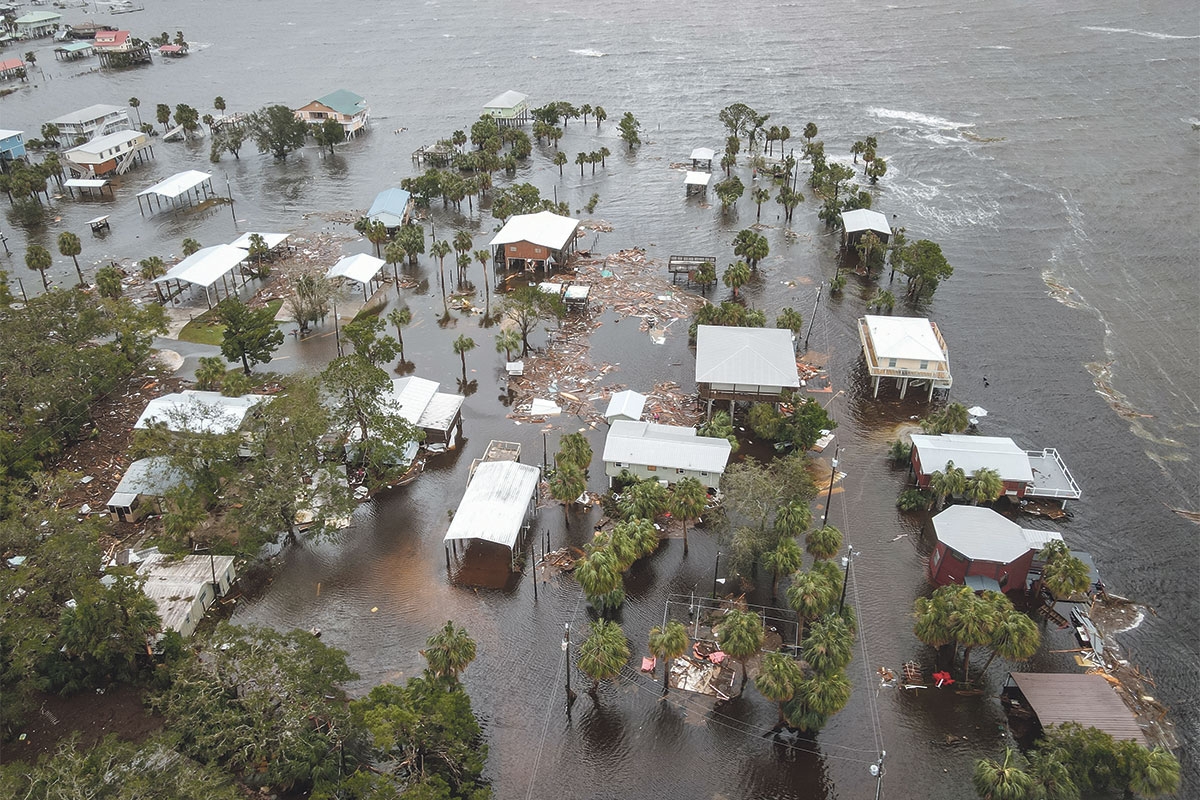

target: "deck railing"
[1025,448,1082,499]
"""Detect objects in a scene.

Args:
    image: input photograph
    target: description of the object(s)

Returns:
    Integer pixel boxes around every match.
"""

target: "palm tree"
[25,245,52,291]
[453,230,473,274]
[575,152,587,177]
[949,590,1000,682]
[593,106,607,129]
[553,150,568,175]
[129,97,143,127]
[751,187,770,220]
[495,328,521,362]
[549,462,586,523]
[140,256,167,302]
[802,615,854,675]
[775,307,803,347]
[775,500,812,538]
[618,478,668,521]
[577,619,630,702]
[978,608,1040,675]
[452,334,475,381]
[763,537,803,600]
[787,569,836,643]
[384,240,405,274]
[387,306,412,362]
[973,749,1035,800]
[1128,747,1182,797]
[668,476,707,556]
[913,585,962,654]
[420,620,477,683]
[723,260,751,298]
[556,432,593,473]
[929,460,967,510]
[57,231,84,287]
[365,220,389,258]
[965,467,1005,505]
[213,96,226,114]
[648,620,688,696]
[1039,541,1091,600]
[867,288,896,313]
[472,249,492,317]
[803,122,818,145]
[806,525,842,561]
[789,669,851,731]
[716,609,764,690]
[940,402,971,434]
[756,651,804,730]
[1025,749,1078,800]
[181,238,201,257]
[574,545,624,615]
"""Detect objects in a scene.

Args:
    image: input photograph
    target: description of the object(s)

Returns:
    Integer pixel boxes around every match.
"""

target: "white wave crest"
[570,48,607,57]
[1082,25,1200,41]
[867,107,974,130]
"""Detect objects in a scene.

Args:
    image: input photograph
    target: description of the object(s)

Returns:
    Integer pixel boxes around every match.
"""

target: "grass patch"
[178,300,284,346]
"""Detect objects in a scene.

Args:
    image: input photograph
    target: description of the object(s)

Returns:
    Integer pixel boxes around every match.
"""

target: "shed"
[858,315,951,400]
[602,419,731,490]
[365,188,413,230]
[489,210,580,271]
[54,40,94,60]
[928,505,1062,594]
[136,169,215,214]
[106,456,188,522]
[443,460,541,567]
[154,244,248,307]
[122,548,236,639]
[327,253,386,299]
[1003,673,1148,747]
[840,208,892,245]
[605,390,646,423]
[483,90,531,125]
[694,325,800,407]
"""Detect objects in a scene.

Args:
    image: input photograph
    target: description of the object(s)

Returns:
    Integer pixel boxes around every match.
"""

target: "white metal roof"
[156,244,247,288]
[50,104,124,127]
[862,315,947,362]
[443,460,540,550]
[1022,527,1064,551]
[911,434,1034,483]
[932,505,1034,564]
[134,391,266,434]
[327,252,385,285]
[484,90,529,110]
[137,170,211,201]
[602,420,732,474]
[134,549,235,635]
[418,392,465,433]
[840,208,891,236]
[106,456,189,509]
[604,390,646,422]
[229,231,290,250]
[65,129,144,157]
[488,210,580,251]
[0,129,23,139]
[694,325,800,388]
[690,147,716,161]
[384,376,440,425]
[685,171,712,187]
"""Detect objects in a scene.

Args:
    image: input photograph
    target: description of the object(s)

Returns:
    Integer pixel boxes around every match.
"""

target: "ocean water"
[2,0,1196,796]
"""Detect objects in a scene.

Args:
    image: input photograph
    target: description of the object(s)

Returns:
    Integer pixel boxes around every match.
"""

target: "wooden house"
[63,128,152,177]
[295,89,369,137]
[488,210,580,272]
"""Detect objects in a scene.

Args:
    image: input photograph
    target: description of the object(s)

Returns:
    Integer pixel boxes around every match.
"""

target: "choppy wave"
[1082,25,1200,41]
[570,48,607,57]
[867,107,975,130]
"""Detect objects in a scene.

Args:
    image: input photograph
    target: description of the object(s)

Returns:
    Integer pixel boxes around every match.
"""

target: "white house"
[105,456,188,523]
[857,315,952,400]
[694,325,800,408]
[602,420,731,491]
[48,103,131,142]
[115,548,236,639]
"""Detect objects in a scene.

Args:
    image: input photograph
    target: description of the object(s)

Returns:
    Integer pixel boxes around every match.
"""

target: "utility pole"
[822,446,840,526]
[838,543,853,614]
[711,551,722,599]
[562,623,576,710]
[803,284,822,351]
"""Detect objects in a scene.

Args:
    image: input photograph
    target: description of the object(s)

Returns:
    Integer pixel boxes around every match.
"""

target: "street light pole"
[822,446,840,527]
[838,543,852,614]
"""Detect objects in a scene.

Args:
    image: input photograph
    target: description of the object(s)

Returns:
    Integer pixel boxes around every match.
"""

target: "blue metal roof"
[366,188,412,228]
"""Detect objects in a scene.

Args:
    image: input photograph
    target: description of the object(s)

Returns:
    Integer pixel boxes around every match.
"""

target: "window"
[614,462,623,467]
[887,358,897,368]
[508,246,517,253]
[700,472,708,477]
[646,465,657,472]
[932,548,941,566]
[919,360,929,370]
[676,468,685,474]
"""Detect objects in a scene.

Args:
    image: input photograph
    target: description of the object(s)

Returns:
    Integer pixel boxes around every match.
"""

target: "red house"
[910,434,1082,504]
[928,505,1062,595]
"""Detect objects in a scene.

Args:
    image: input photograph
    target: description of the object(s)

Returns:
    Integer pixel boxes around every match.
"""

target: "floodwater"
[3,0,1197,796]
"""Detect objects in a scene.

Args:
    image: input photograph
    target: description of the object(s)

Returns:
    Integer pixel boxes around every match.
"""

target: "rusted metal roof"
[1009,672,1148,746]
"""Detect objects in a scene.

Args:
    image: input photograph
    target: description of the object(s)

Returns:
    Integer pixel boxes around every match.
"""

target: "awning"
[65,178,110,189]
[155,245,247,288]
[229,231,290,250]
[685,171,712,187]
[443,460,541,550]
[138,170,212,201]
[327,253,385,285]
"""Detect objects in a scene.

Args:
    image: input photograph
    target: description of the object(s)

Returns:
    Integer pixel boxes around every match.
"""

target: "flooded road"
[3,0,1197,795]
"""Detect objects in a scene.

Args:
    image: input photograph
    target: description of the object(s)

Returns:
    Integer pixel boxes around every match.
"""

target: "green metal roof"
[16,11,62,24]
[314,89,366,117]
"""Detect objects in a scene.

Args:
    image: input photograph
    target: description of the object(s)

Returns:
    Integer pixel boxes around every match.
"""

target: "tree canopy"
[247,104,309,159]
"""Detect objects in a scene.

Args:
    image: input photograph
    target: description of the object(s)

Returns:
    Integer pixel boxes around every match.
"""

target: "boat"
[108,1,144,14]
